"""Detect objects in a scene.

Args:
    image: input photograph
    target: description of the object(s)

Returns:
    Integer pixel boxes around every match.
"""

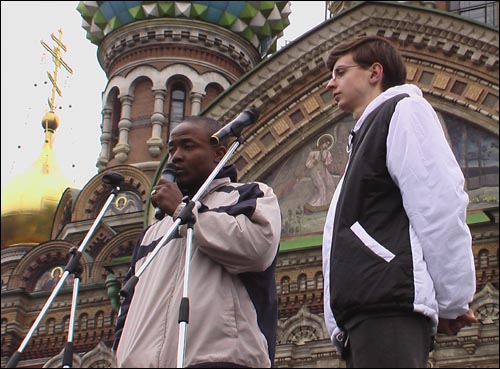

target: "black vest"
[330,94,416,327]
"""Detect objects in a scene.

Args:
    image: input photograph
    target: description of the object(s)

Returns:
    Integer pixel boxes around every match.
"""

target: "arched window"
[298,274,307,291]
[281,276,290,294]
[202,82,224,110]
[79,313,89,330]
[109,88,121,151]
[169,83,186,132]
[95,311,105,328]
[31,320,40,336]
[47,318,56,335]
[479,249,490,268]
[63,315,70,332]
[315,271,324,290]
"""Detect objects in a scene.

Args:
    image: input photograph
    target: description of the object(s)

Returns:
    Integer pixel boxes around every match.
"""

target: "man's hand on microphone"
[151,179,183,217]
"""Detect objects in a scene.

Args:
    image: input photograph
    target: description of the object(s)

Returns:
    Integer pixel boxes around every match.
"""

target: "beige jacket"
[115,173,281,367]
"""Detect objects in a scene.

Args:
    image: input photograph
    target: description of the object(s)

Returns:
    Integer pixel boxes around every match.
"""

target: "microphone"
[210,108,260,145]
[154,162,177,220]
[102,172,124,187]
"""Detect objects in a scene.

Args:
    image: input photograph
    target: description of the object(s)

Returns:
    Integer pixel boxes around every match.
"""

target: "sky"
[1,1,327,188]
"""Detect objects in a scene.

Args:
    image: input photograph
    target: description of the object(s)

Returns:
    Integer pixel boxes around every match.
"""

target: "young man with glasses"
[321,35,477,367]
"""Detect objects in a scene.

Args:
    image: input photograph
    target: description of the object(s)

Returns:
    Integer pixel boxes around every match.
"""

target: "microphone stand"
[120,136,245,368]
[6,172,124,368]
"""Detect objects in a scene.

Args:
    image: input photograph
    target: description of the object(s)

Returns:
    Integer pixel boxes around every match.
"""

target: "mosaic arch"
[263,109,498,238]
[263,116,354,238]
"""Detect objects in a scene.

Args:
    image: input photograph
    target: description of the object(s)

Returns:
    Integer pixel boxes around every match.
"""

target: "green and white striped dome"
[77,1,291,55]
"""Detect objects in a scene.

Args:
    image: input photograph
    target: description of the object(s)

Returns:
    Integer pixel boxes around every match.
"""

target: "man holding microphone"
[114,115,281,368]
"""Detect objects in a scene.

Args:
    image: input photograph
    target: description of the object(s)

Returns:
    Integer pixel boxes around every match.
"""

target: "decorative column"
[190,91,205,116]
[96,107,112,171]
[112,94,133,163]
[147,88,167,157]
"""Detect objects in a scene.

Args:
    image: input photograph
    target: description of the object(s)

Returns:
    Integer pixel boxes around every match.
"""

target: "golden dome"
[1,112,77,249]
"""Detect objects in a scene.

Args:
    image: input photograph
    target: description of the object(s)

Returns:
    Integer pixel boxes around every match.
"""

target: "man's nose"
[170,149,182,162]
[326,78,336,89]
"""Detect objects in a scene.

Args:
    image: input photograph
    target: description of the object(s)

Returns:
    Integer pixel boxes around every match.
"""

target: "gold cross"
[40,29,73,112]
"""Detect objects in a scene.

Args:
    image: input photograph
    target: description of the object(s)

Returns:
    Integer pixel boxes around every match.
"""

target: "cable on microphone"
[154,162,177,220]
[210,108,259,146]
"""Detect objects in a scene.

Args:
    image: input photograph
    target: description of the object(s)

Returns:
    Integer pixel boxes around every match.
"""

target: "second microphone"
[154,162,177,220]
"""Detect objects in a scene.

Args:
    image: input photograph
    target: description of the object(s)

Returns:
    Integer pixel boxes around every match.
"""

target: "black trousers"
[344,313,433,368]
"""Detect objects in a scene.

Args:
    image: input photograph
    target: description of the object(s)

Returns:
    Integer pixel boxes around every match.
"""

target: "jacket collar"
[216,164,238,182]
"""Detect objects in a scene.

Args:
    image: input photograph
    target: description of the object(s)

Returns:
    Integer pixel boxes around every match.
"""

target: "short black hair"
[181,116,228,147]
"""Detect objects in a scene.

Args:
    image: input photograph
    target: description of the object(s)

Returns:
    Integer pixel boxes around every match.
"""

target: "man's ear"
[370,62,384,84]
[214,145,227,163]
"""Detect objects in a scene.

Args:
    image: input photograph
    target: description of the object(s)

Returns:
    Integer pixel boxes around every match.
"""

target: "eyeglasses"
[331,64,362,81]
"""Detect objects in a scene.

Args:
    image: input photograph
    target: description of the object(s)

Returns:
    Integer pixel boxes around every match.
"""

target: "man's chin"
[175,180,192,196]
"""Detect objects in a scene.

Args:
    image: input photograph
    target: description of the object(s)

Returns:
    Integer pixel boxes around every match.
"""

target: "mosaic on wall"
[265,111,498,238]
[34,266,74,291]
[264,118,355,238]
[442,112,499,210]
[104,191,143,216]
